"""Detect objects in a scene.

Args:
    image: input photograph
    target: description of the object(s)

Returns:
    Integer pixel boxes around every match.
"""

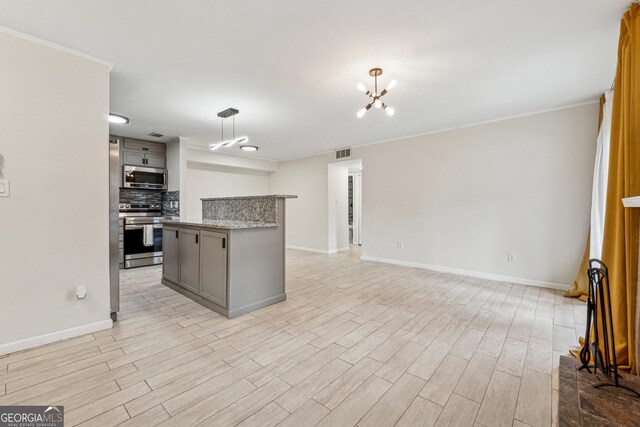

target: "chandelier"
[356,68,396,118]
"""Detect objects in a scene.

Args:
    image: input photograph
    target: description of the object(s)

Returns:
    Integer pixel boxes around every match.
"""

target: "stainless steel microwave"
[123,165,167,190]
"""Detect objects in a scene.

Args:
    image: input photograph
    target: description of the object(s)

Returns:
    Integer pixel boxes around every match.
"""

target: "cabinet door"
[122,150,146,166]
[145,153,166,168]
[162,226,180,284]
[178,229,200,293]
[123,138,166,154]
[199,231,227,308]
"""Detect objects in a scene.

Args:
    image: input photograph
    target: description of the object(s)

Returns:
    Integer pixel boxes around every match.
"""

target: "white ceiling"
[0,0,629,160]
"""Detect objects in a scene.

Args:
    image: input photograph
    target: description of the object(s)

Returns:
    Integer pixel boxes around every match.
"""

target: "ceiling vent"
[336,148,351,160]
[147,132,164,138]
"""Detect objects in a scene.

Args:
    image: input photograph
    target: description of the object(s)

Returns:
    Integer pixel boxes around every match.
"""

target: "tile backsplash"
[162,191,180,217]
[119,189,161,205]
[119,189,180,217]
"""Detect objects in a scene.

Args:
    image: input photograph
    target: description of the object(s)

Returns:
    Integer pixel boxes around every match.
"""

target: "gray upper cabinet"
[122,150,166,168]
[145,153,166,168]
[123,138,166,154]
[178,228,200,294]
[120,138,166,168]
[122,150,146,167]
[163,226,180,284]
[199,230,228,308]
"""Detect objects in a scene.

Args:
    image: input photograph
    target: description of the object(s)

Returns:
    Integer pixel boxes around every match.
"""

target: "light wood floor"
[0,248,585,427]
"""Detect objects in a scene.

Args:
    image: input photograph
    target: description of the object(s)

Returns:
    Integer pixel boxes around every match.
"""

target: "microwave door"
[124,166,167,189]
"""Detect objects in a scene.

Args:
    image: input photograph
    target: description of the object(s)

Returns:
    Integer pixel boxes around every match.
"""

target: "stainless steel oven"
[120,203,169,268]
[123,165,167,190]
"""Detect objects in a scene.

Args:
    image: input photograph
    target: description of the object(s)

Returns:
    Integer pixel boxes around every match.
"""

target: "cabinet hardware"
[196,234,199,244]
[142,147,149,151]
[175,230,178,238]
[222,238,226,249]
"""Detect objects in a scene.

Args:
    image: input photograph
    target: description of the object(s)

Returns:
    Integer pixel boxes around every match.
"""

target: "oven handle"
[126,224,163,230]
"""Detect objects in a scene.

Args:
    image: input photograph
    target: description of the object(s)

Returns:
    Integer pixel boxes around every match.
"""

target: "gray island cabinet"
[161,195,296,318]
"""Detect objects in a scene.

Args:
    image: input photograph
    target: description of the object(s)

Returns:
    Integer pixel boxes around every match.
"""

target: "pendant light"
[209,108,250,151]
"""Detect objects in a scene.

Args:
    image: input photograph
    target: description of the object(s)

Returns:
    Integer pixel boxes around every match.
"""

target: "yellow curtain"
[600,3,640,374]
[564,97,606,301]
[564,236,590,300]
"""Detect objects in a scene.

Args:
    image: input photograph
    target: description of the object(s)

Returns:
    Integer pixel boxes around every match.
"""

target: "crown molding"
[0,25,114,70]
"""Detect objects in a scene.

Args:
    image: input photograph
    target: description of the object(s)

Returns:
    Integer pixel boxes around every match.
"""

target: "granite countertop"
[200,194,298,201]
[163,219,279,230]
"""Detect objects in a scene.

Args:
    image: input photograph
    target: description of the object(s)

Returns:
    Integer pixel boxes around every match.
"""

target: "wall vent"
[336,148,351,160]
[147,132,164,138]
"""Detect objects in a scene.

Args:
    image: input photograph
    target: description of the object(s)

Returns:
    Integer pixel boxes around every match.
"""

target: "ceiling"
[0,0,629,160]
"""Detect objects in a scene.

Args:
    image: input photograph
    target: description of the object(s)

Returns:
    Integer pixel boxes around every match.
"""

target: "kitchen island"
[162,195,296,318]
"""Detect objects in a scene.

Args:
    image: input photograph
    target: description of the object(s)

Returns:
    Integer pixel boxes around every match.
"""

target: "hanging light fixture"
[356,68,396,118]
[209,108,250,151]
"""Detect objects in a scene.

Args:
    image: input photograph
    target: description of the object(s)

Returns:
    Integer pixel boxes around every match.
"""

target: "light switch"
[0,180,10,197]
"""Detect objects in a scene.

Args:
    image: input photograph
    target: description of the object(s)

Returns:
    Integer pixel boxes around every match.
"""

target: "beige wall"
[178,146,275,220]
[270,153,334,251]
[166,138,181,192]
[270,103,599,287]
[185,162,270,220]
[0,31,111,352]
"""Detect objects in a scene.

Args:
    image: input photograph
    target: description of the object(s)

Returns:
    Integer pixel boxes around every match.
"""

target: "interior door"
[178,228,200,294]
[199,230,227,308]
[163,226,179,284]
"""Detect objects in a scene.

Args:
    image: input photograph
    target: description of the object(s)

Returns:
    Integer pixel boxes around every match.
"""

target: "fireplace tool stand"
[578,258,640,397]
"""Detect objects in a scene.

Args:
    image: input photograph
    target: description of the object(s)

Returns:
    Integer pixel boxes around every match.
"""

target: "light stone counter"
[163,219,278,230]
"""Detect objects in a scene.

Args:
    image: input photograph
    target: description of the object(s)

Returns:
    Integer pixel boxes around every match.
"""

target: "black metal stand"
[578,259,640,398]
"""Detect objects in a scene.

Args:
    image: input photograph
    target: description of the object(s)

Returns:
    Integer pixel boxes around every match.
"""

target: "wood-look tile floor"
[0,248,586,427]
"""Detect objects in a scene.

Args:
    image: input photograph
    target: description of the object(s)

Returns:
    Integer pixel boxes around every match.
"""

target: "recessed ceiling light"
[109,113,129,124]
[240,145,259,152]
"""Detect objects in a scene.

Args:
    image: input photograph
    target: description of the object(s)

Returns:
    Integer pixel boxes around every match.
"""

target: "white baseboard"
[360,255,569,291]
[286,245,352,254]
[327,246,351,254]
[0,319,113,356]
[286,245,330,254]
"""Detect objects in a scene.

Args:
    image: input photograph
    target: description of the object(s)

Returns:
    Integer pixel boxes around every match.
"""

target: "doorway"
[349,171,362,246]
[328,159,362,253]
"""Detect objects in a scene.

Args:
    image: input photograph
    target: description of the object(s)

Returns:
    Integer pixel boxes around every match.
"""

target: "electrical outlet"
[508,253,516,263]
[75,286,87,299]
[397,241,403,250]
